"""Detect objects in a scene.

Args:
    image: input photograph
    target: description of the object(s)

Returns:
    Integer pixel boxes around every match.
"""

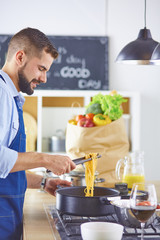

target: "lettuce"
[85,92,127,120]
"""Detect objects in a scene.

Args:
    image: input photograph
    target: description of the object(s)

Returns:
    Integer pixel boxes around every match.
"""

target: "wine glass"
[130,183,157,240]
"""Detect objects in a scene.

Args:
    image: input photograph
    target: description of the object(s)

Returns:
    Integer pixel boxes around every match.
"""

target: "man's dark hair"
[7,27,58,61]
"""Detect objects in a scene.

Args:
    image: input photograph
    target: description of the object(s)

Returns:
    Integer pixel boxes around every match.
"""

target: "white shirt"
[0,70,25,178]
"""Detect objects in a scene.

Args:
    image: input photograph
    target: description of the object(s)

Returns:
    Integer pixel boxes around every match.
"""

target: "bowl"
[80,222,123,240]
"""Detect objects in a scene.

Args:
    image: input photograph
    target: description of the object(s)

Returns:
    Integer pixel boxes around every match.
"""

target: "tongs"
[73,153,101,165]
[46,154,101,174]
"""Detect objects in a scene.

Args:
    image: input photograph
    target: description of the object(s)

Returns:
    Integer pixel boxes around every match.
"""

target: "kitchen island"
[23,181,160,240]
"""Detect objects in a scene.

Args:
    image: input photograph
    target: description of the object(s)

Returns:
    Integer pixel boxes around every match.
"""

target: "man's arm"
[26,171,43,188]
[26,170,72,196]
[10,152,76,176]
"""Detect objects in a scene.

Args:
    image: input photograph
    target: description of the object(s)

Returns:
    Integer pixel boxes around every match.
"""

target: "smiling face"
[17,50,54,95]
[2,28,58,94]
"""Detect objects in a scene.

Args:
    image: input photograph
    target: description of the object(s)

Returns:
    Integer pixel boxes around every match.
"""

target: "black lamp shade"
[150,43,160,64]
[116,28,159,65]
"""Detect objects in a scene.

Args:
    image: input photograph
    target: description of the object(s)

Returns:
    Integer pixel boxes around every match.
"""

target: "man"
[0,27,76,240]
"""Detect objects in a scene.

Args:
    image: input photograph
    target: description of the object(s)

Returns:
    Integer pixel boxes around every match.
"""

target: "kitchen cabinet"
[23,90,140,153]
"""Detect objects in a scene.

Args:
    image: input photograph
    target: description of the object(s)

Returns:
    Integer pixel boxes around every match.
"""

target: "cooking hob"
[44,204,160,240]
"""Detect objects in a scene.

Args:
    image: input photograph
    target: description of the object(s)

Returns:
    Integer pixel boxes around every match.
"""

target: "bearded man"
[0,27,76,240]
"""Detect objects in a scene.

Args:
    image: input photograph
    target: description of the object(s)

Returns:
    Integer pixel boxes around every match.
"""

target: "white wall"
[1,0,160,180]
[1,0,106,35]
[107,0,160,181]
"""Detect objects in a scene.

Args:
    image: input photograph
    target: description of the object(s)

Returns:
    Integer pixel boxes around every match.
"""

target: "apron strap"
[0,74,6,83]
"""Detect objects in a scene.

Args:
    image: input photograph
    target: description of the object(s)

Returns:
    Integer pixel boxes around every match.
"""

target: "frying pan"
[56,186,120,217]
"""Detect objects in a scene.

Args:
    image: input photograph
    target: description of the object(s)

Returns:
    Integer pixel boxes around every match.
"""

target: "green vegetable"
[85,103,103,115]
[85,92,127,120]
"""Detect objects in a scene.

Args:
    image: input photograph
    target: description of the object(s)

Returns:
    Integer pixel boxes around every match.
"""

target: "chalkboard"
[0,35,12,69]
[0,35,108,90]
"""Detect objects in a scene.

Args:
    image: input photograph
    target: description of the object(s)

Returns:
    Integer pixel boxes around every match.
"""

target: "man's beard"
[18,68,40,95]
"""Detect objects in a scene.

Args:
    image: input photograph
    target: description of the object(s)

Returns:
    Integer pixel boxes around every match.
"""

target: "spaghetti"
[84,153,98,197]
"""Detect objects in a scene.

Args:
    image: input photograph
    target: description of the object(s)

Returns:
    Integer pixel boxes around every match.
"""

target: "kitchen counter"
[23,181,160,240]
[23,189,58,240]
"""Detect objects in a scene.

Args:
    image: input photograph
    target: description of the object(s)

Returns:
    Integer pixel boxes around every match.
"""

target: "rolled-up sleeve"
[0,87,18,178]
[0,145,18,178]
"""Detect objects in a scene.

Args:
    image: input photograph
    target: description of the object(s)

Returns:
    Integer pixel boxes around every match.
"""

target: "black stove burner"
[46,205,160,240]
[56,209,119,237]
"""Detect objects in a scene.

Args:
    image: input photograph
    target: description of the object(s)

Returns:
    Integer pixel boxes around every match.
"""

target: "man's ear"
[15,50,26,66]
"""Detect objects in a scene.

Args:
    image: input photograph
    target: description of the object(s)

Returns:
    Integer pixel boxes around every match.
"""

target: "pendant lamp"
[150,44,160,65]
[116,0,159,65]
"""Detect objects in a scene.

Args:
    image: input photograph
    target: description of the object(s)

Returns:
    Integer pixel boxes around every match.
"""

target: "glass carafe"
[115,151,145,189]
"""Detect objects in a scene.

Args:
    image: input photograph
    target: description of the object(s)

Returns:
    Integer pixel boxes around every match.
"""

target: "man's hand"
[44,178,72,196]
[44,154,76,176]
[12,152,76,175]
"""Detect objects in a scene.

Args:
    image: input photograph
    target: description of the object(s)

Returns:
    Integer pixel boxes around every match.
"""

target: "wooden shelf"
[22,90,140,153]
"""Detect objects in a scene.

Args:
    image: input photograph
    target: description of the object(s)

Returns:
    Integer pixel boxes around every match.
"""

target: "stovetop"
[44,204,160,240]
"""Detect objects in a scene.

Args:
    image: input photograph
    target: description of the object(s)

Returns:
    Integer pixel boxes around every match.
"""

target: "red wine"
[131,206,155,222]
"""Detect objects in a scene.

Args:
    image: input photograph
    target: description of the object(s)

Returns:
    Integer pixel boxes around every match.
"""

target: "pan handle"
[100,196,121,205]
[99,196,111,205]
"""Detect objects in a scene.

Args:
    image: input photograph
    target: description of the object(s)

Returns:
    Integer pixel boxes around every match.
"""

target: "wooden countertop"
[23,189,58,240]
[23,181,160,240]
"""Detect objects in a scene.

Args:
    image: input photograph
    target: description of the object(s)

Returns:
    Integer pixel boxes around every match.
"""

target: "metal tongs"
[73,153,101,165]
[46,154,101,174]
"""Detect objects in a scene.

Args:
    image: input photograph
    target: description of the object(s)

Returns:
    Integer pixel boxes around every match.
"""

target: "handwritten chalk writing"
[55,55,62,64]
[66,55,86,65]
[78,79,101,89]
[0,35,108,90]
[55,46,67,64]
[60,66,90,78]
[57,47,67,55]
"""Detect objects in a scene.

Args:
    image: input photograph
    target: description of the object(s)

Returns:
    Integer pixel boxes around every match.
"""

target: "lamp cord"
[144,0,146,28]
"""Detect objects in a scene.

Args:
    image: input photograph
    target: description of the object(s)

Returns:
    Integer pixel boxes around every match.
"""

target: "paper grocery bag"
[66,117,129,187]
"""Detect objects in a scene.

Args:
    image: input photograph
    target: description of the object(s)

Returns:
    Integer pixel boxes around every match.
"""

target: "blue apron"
[0,75,27,240]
